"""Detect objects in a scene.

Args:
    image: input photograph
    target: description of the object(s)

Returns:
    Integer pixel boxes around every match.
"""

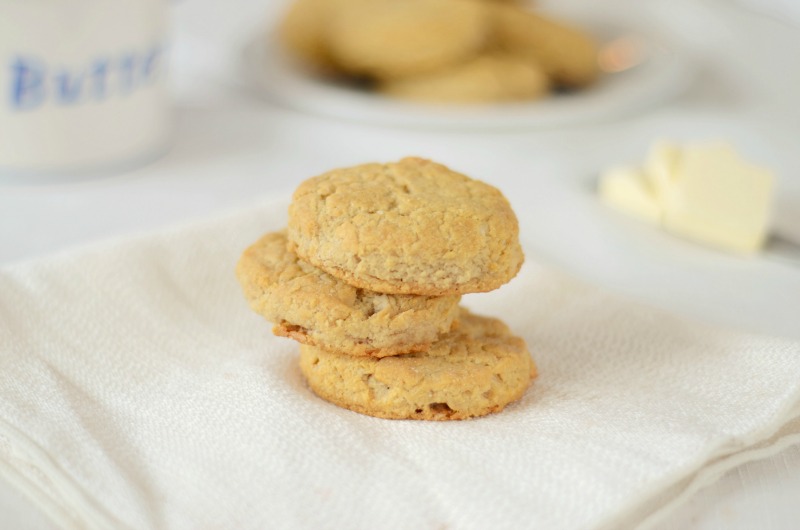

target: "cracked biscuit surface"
[236,231,461,357]
[299,308,536,420]
[287,157,524,296]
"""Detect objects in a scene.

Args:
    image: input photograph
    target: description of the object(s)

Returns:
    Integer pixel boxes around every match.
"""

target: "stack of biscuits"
[236,157,536,420]
[278,0,599,103]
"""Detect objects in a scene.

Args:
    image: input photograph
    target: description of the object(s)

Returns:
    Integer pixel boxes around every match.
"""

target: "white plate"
[241,25,693,130]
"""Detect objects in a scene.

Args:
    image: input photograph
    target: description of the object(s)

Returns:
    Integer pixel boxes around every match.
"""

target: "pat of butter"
[599,141,775,253]
[644,140,681,198]
[661,143,774,253]
[598,166,661,223]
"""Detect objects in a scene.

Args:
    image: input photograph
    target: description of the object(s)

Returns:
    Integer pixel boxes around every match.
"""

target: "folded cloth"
[1,197,799,530]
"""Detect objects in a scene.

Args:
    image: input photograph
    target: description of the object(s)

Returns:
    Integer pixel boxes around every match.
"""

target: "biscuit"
[299,308,536,420]
[286,157,524,296]
[236,231,461,356]
[278,0,365,72]
[491,5,599,88]
[327,0,489,79]
[381,53,549,103]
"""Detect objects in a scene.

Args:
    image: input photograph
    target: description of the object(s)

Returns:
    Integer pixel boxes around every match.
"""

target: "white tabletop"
[1,0,799,528]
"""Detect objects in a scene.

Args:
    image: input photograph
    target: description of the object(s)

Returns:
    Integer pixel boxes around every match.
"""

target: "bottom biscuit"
[299,308,536,420]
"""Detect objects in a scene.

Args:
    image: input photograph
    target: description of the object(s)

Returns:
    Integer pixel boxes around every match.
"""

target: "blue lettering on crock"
[55,71,84,104]
[141,48,161,82]
[118,54,137,94]
[7,43,165,111]
[10,57,45,110]
[90,59,110,100]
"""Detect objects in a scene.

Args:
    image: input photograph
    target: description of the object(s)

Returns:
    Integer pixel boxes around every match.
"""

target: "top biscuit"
[287,157,524,296]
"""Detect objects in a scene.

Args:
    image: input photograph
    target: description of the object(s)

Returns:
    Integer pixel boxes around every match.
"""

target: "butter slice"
[661,143,774,253]
[644,140,682,198]
[599,166,662,223]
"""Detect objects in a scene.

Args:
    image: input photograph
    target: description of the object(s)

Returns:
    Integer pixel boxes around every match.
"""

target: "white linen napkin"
[1,197,799,530]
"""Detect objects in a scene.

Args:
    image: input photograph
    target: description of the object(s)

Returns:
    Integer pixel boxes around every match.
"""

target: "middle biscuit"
[236,231,461,357]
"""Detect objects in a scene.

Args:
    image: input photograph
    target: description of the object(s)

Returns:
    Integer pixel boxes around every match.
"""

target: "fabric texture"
[1,198,799,530]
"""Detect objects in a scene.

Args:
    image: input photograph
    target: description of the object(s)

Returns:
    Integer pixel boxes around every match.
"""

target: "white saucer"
[241,25,694,130]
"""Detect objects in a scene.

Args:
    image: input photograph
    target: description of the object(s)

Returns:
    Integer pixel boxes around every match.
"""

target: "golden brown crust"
[287,157,524,296]
[235,231,461,357]
[299,309,536,420]
[326,0,490,79]
[381,53,549,103]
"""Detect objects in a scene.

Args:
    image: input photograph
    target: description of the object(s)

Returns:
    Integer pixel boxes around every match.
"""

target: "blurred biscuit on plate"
[382,53,550,103]
[327,0,490,79]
